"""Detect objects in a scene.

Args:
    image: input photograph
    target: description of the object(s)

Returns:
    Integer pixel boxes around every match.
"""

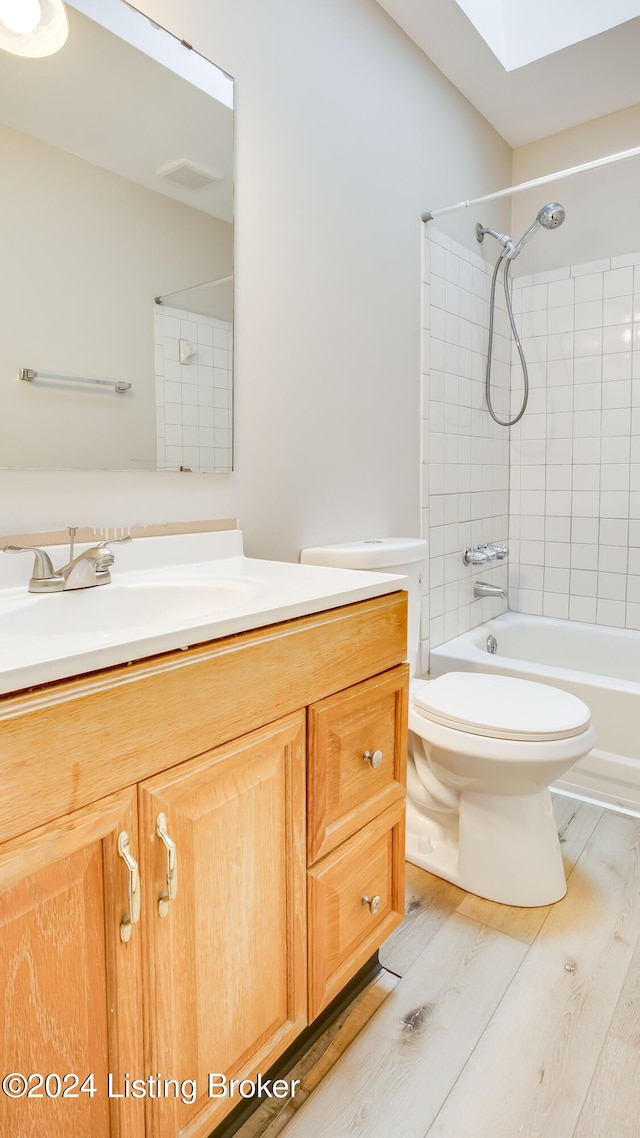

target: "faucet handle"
[463,546,489,566]
[3,545,64,592]
[484,542,508,560]
[94,535,133,551]
[3,544,57,579]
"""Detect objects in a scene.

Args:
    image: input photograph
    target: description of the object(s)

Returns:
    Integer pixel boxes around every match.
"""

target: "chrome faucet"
[474,581,507,600]
[3,536,132,593]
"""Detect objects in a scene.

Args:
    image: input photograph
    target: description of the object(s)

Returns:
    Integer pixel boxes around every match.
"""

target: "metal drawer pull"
[156,812,178,918]
[363,749,383,769]
[362,894,381,915]
[118,831,141,942]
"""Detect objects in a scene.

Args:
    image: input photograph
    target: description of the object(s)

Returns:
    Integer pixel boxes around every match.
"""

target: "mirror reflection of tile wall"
[155,307,233,472]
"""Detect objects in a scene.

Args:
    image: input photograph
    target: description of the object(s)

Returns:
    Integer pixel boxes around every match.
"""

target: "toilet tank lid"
[300,537,428,570]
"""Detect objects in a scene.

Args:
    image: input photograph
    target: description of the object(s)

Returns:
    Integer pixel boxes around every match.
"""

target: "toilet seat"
[412,672,591,743]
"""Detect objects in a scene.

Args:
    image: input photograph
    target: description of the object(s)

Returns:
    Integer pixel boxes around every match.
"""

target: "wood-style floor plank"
[457,799,604,944]
[573,919,640,1138]
[234,971,398,1138]
[554,798,605,875]
[280,913,528,1137]
[426,811,640,1138]
[379,861,465,975]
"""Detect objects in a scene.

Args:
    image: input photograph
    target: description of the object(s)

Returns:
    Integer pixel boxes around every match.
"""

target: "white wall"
[512,104,640,275]
[0,0,511,560]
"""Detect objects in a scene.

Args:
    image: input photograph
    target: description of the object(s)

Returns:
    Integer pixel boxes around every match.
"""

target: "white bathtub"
[429,611,640,813]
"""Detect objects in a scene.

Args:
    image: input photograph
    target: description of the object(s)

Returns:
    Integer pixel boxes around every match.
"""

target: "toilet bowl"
[406,671,595,906]
[300,538,596,908]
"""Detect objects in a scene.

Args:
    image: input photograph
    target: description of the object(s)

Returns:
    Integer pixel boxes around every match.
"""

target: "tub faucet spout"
[474,581,507,600]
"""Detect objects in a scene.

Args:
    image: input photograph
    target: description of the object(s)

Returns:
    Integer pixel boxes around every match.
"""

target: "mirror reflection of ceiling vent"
[156,158,223,190]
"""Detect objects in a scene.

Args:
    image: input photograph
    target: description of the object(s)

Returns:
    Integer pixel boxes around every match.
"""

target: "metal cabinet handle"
[118,830,141,942]
[156,812,177,917]
[363,749,383,769]
[362,894,381,915]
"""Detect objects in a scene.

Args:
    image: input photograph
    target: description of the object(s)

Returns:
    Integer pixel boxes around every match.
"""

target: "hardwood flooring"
[236,796,640,1138]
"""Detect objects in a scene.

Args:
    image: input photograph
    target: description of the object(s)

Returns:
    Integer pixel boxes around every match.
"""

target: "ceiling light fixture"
[0,0,68,57]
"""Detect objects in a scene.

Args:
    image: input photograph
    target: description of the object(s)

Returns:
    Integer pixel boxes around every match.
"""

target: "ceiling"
[0,5,233,221]
[375,0,640,146]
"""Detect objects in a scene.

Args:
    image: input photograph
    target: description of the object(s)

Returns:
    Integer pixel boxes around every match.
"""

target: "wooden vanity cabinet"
[0,592,407,1138]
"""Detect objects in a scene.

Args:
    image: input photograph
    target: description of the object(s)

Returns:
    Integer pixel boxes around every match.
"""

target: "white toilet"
[301,538,595,908]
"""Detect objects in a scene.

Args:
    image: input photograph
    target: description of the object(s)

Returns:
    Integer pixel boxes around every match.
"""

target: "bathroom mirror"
[0,0,234,473]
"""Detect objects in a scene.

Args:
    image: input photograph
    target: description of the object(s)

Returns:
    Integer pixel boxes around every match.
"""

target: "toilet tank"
[300,538,428,676]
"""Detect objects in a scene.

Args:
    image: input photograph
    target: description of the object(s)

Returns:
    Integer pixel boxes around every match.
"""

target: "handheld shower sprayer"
[511,202,566,257]
[476,202,566,426]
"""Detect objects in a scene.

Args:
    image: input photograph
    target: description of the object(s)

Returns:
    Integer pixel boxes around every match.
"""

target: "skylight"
[455,0,640,70]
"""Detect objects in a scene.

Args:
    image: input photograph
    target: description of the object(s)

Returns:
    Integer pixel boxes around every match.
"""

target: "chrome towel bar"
[20,368,131,394]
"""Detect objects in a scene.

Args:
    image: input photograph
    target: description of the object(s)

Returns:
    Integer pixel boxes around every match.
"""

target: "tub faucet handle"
[463,546,488,566]
[485,543,508,560]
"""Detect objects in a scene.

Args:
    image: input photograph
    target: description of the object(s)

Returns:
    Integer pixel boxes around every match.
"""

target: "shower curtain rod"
[422,144,640,222]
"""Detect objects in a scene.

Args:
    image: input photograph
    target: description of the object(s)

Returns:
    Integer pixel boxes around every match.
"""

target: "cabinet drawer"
[307,665,408,863]
[307,800,405,1020]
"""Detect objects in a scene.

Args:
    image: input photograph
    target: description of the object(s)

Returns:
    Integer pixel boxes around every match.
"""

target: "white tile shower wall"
[422,226,509,663]
[154,306,233,472]
[509,254,640,629]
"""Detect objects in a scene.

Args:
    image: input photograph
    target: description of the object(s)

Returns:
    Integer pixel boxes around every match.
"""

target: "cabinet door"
[139,713,307,1138]
[0,788,144,1138]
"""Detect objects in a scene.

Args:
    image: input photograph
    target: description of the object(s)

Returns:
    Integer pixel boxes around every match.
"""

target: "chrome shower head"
[511,202,565,255]
[537,202,565,230]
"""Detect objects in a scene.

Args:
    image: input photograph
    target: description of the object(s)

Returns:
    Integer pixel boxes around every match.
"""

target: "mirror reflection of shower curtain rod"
[422,144,640,222]
[155,275,233,304]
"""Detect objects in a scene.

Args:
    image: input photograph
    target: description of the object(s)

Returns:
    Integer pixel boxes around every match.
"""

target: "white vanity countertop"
[0,530,406,696]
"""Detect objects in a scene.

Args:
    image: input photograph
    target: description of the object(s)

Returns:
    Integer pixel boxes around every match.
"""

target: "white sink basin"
[0,529,405,694]
[0,579,262,639]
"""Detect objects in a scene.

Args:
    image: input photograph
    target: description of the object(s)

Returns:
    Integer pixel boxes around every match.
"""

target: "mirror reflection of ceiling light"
[0,0,68,57]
